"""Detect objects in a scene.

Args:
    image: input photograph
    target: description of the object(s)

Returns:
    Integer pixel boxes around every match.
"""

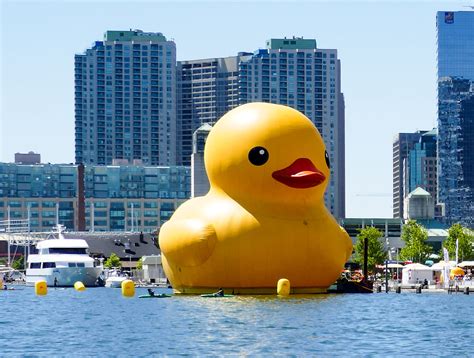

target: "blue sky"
[0,0,470,217]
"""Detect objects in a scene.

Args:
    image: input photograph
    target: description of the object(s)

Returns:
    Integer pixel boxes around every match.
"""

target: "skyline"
[1,1,471,218]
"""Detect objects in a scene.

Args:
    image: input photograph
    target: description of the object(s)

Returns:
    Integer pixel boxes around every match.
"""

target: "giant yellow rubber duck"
[159,103,352,294]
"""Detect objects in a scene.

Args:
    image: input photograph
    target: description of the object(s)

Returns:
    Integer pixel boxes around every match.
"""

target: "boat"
[104,269,129,288]
[200,293,235,298]
[138,294,172,298]
[0,267,25,283]
[25,225,102,287]
[327,271,374,294]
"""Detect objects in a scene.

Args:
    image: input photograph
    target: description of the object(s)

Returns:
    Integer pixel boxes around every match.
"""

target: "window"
[30,262,41,269]
[68,262,85,268]
[42,262,56,269]
[49,248,87,255]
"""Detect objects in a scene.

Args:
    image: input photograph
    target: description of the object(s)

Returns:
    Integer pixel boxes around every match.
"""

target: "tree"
[104,253,121,268]
[400,220,432,263]
[443,223,474,261]
[12,256,24,270]
[136,257,143,270]
[354,226,387,272]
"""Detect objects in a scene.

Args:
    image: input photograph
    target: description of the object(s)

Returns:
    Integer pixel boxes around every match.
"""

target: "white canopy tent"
[431,261,456,271]
[387,263,404,269]
[458,261,474,268]
[402,263,434,285]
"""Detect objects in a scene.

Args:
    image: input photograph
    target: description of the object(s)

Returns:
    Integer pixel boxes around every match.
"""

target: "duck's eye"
[325,150,331,169]
[248,146,269,166]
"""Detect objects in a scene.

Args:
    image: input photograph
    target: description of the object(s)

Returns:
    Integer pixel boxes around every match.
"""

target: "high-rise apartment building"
[75,30,177,166]
[176,54,251,165]
[76,33,345,218]
[392,132,425,218]
[238,38,345,218]
[178,38,345,217]
[191,124,212,197]
[437,11,474,227]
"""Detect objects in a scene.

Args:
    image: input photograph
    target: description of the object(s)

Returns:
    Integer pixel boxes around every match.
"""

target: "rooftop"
[422,128,438,137]
[407,187,432,198]
[194,123,213,133]
[266,37,317,50]
[64,232,160,260]
[104,30,167,43]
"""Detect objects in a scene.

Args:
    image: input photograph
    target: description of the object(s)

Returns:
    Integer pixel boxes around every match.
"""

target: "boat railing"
[103,268,129,279]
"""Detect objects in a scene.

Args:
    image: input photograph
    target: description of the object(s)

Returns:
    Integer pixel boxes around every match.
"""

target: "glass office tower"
[406,130,437,202]
[437,11,474,227]
[392,132,425,218]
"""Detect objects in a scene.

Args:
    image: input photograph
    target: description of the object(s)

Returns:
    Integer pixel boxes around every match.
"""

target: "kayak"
[200,294,234,298]
[138,294,172,298]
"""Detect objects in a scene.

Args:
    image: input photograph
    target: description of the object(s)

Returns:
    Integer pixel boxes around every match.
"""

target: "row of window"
[29,262,86,269]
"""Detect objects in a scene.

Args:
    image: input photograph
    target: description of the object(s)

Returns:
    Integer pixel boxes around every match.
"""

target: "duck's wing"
[159,219,217,267]
[339,225,353,261]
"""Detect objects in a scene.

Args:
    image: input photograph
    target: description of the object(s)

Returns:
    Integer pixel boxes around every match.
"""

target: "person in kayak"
[147,288,155,297]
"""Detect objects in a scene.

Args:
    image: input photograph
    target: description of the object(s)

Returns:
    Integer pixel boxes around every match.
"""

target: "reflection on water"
[0,287,472,355]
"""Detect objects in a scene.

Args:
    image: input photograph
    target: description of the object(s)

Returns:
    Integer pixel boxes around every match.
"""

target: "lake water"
[1,287,472,356]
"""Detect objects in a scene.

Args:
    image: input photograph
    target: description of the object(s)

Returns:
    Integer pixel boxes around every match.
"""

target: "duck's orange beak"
[272,158,326,189]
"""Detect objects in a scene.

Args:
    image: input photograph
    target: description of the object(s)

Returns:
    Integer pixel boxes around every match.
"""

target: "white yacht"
[26,226,102,287]
[104,269,129,288]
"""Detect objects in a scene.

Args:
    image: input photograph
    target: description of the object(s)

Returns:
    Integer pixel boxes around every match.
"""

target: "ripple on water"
[1,287,473,355]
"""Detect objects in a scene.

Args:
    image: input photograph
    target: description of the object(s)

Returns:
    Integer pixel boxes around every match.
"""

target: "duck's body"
[161,191,351,293]
[159,103,352,294]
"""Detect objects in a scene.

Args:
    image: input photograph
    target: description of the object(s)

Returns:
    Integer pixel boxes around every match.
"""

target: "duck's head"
[204,103,330,213]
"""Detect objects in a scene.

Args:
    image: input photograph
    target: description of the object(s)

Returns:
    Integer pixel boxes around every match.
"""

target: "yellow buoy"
[121,279,135,297]
[35,280,48,296]
[277,278,290,296]
[74,281,86,291]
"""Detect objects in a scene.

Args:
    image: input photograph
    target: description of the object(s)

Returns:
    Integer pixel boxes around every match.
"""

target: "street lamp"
[390,247,399,281]
[126,254,133,276]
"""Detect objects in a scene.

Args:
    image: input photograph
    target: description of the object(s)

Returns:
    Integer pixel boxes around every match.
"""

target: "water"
[1,287,473,356]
